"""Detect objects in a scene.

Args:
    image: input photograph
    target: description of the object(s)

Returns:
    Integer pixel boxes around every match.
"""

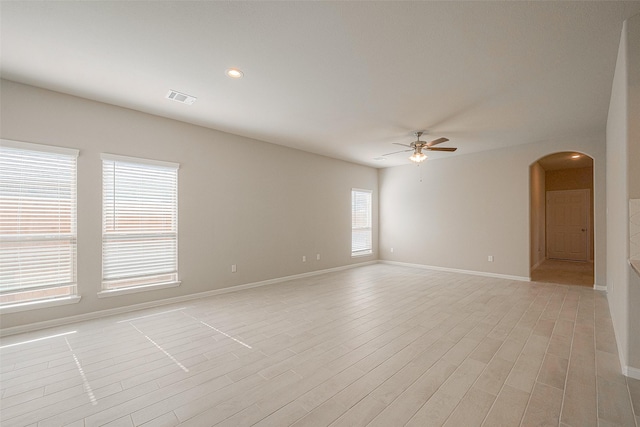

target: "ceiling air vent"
[166,90,197,105]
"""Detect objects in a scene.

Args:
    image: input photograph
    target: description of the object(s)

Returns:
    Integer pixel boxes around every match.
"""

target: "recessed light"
[226,68,244,79]
[571,154,581,159]
[373,157,387,161]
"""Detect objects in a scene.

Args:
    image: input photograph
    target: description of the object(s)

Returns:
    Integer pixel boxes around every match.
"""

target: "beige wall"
[379,135,606,284]
[530,162,545,269]
[629,13,640,199]
[545,166,595,261]
[629,13,640,373]
[0,80,379,331]
[606,13,640,377]
[606,19,628,367]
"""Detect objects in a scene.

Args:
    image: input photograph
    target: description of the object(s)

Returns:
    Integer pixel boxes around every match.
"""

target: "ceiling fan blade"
[392,142,413,148]
[426,137,449,147]
[382,149,413,156]
[426,147,457,152]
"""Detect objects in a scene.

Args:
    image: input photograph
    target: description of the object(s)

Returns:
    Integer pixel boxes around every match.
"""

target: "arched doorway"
[530,152,595,287]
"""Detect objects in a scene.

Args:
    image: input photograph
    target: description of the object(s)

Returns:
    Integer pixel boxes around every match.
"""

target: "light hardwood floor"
[1,264,638,426]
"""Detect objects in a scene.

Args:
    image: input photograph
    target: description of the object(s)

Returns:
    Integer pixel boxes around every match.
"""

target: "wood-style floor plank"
[0,264,637,426]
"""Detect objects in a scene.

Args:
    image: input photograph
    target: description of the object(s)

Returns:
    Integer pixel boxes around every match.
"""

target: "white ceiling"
[2,1,639,167]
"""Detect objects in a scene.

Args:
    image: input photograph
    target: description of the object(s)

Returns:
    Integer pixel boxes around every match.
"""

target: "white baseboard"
[0,261,377,337]
[594,284,607,292]
[380,260,530,282]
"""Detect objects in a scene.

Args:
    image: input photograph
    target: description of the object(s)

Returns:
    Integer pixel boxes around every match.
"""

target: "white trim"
[352,251,374,258]
[101,153,179,169]
[624,365,640,380]
[594,285,607,291]
[0,262,376,337]
[97,281,181,298]
[380,260,530,282]
[0,296,81,314]
[1,138,79,157]
[351,188,372,194]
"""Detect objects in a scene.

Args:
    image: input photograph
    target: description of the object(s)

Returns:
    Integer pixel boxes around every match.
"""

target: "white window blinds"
[352,189,372,256]
[0,140,78,306]
[102,154,179,290]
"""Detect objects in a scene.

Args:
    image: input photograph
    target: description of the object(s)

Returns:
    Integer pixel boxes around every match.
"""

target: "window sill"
[0,296,82,314]
[97,281,181,298]
[352,251,373,258]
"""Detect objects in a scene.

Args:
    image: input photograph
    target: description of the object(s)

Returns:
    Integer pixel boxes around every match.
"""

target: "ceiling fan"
[383,131,457,163]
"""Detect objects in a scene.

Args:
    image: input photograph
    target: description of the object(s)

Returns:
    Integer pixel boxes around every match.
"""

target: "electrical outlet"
[302,256,306,262]
[390,248,394,253]
[488,255,494,262]
[231,264,237,273]
[316,253,320,260]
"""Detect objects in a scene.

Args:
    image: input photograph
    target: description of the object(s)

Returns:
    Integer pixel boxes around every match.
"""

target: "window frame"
[351,188,373,257]
[99,153,180,297]
[0,139,81,312]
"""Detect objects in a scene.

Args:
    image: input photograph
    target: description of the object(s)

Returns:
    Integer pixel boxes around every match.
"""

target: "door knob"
[581,228,586,232]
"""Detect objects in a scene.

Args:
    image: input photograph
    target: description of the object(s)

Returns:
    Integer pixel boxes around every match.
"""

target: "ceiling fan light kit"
[409,151,427,163]
[382,131,458,163]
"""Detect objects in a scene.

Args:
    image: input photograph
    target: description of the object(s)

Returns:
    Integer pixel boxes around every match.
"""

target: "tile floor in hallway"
[530,259,595,288]
[0,264,638,426]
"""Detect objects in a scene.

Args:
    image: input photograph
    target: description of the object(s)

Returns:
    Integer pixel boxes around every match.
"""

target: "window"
[0,140,78,307]
[102,154,179,292]
[352,189,372,256]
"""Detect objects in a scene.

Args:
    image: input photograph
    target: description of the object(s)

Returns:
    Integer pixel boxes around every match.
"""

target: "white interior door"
[546,189,589,261]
